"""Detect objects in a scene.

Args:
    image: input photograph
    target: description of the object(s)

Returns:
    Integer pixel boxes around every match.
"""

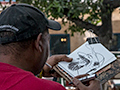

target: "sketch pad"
[54,39,117,83]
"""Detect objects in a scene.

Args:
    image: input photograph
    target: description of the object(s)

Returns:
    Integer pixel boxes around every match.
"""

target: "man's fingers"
[61,55,73,62]
[88,79,102,89]
[73,78,102,90]
[51,55,73,63]
[89,79,99,84]
[72,78,86,90]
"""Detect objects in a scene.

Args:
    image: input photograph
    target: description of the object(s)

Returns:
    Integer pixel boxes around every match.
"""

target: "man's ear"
[35,33,43,52]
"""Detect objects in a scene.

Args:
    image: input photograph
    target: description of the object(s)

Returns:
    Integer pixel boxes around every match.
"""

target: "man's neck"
[0,54,31,72]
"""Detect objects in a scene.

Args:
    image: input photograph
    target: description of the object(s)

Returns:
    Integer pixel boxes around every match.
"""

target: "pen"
[69,74,97,85]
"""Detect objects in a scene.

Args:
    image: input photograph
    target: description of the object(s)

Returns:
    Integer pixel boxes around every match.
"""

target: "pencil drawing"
[68,43,105,74]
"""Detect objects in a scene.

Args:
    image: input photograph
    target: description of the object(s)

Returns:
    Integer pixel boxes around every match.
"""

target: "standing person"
[0,3,102,90]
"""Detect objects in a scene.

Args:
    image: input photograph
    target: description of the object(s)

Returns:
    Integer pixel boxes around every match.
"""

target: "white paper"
[58,41,117,77]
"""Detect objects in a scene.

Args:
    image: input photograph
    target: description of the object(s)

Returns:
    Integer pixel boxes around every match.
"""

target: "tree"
[3,0,120,49]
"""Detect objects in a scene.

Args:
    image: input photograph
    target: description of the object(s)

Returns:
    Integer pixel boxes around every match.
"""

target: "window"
[50,34,70,55]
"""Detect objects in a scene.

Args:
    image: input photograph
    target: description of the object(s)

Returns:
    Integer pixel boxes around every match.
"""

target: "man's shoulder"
[0,62,66,90]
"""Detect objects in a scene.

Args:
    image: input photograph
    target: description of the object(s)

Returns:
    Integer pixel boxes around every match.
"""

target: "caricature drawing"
[68,52,91,71]
[68,43,105,74]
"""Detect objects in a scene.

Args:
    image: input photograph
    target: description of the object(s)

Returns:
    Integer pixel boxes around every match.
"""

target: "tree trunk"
[94,6,113,49]
[64,0,120,49]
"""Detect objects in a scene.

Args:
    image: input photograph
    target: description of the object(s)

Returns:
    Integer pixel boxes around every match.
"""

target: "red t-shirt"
[0,62,66,90]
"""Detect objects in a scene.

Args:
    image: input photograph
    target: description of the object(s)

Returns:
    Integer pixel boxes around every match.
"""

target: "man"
[0,3,101,90]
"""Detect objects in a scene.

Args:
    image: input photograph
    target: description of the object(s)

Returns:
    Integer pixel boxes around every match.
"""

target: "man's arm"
[43,55,73,77]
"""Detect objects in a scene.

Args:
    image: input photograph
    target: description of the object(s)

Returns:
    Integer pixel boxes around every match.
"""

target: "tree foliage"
[1,0,120,48]
[17,0,104,35]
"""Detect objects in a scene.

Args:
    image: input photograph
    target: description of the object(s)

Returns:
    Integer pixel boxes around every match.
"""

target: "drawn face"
[68,50,105,75]
[68,52,90,71]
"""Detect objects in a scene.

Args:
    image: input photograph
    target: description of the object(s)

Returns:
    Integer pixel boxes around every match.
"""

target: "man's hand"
[72,78,102,90]
[43,55,73,77]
